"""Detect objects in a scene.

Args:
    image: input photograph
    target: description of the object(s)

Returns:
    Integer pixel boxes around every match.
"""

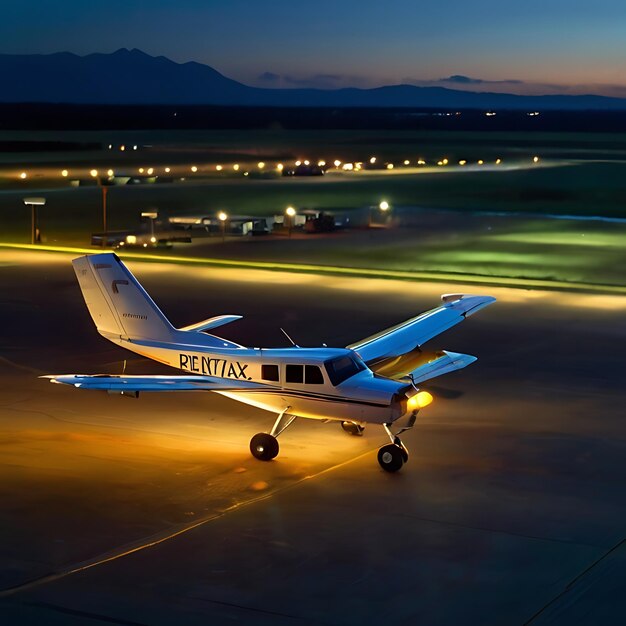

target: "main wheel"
[341,421,365,436]
[377,444,405,473]
[393,436,409,462]
[250,433,279,461]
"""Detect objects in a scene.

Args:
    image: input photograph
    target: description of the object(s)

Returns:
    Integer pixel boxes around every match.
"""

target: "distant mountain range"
[2,49,626,110]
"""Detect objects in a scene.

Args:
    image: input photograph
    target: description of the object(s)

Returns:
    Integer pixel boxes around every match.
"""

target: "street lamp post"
[285,206,296,238]
[368,200,390,228]
[91,169,108,248]
[218,211,228,243]
[141,211,158,244]
[23,197,46,244]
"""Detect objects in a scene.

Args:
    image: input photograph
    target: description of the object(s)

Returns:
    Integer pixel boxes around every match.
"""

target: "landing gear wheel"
[250,433,279,461]
[377,444,405,473]
[399,446,409,463]
[341,421,365,436]
[393,437,409,462]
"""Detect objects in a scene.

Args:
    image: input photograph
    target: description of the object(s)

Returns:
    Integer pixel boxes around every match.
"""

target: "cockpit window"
[324,355,366,386]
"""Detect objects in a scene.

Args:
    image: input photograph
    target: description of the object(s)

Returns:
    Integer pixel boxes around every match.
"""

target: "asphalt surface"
[0,249,625,625]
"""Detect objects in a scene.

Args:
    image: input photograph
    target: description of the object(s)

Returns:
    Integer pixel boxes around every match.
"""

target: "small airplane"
[44,253,495,472]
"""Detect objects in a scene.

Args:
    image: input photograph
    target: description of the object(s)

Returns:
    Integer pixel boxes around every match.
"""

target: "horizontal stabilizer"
[179,315,243,333]
[401,350,477,384]
[42,374,270,393]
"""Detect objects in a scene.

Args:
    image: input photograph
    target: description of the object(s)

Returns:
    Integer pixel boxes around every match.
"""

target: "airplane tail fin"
[72,253,177,342]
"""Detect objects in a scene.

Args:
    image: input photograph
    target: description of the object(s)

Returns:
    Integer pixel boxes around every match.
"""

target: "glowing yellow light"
[143,243,148,247]
[147,167,154,175]
[533,156,540,163]
[19,172,27,179]
[437,161,443,166]
[150,236,157,243]
[165,167,171,173]
[61,169,69,177]
[90,169,98,177]
[478,160,484,165]
[459,160,467,166]
[107,169,114,177]
[126,235,137,245]
[277,163,284,171]
[258,162,265,169]
[233,163,240,171]
[317,160,325,167]
[191,165,198,172]
[355,163,362,170]
[407,390,434,411]
[418,159,426,165]
[386,163,394,170]
[285,206,296,217]
[369,157,376,164]
[216,165,223,171]
[342,163,354,170]
[295,160,302,166]
[496,158,502,164]
[138,168,145,174]
[379,201,390,211]
[218,211,228,221]
[303,160,310,166]
[333,160,341,167]
[120,145,125,151]
[442,158,449,165]
[403,160,410,166]
[243,172,249,176]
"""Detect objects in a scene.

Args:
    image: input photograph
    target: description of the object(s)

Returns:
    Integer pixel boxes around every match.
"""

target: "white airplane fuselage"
[111,335,409,425]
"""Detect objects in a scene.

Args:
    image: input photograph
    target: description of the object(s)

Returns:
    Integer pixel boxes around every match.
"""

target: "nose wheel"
[377,424,410,472]
[377,444,405,472]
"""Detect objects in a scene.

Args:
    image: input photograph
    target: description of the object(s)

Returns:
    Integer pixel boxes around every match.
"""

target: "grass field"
[0,129,624,290]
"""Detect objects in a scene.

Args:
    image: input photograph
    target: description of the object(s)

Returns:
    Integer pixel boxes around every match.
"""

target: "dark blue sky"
[3,0,625,95]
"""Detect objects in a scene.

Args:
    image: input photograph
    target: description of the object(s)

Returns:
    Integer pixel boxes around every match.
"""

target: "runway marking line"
[2,243,626,295]
[0,448,374,599]
[523,537,626,624]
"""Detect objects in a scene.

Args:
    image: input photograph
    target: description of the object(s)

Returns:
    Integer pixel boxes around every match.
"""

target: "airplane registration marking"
[179,353,251,380]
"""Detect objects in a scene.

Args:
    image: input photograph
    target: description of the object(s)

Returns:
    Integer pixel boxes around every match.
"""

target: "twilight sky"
[2,0,626,95]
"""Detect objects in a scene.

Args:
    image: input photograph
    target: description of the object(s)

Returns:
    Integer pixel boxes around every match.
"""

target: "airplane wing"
[42,374,273,394]
[347,294,495,364]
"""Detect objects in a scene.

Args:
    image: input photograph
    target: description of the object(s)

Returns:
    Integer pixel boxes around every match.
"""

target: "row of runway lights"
[16,156,541,180]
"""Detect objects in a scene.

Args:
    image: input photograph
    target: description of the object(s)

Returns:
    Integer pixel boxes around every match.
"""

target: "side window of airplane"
[285,364,304,383]
[305,365,324,384]
[261,364,279,382]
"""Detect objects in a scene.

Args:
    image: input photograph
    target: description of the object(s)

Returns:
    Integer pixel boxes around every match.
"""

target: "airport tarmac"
[0,249,625,624]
